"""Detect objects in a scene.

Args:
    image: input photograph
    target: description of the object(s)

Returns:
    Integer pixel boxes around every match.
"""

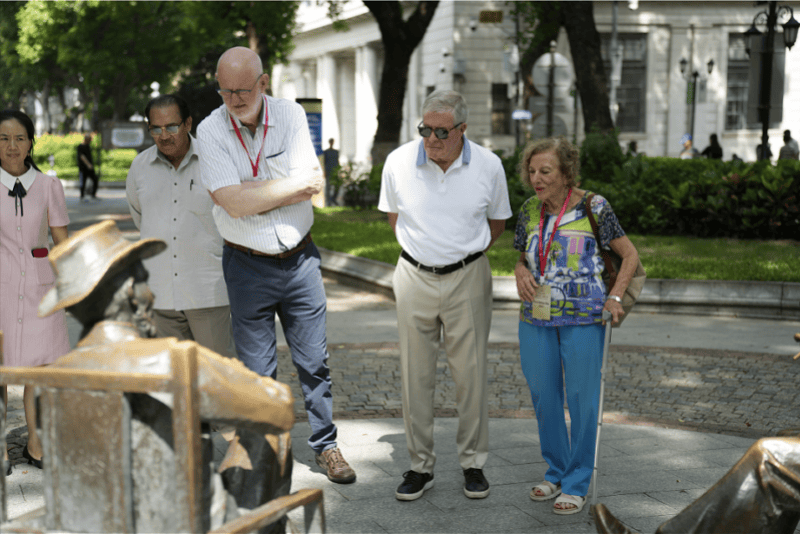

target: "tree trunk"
[91,86,101,133]
[560,1,613,133]
[365,1,439,164]
[246,20,260,55]
[519,3,562,108]
[38,80,52,134]
[57,87,78,134]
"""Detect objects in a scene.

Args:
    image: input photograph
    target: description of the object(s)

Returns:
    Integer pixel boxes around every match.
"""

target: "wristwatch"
[606,295,623,304]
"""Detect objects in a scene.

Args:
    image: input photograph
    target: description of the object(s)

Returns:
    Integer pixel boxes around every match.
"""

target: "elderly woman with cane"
[513,137,639,514]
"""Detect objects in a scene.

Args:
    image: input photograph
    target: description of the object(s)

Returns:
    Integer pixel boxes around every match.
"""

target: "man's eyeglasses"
[417,122,463,140]
[149,121,183,137]
[216,74,262,98]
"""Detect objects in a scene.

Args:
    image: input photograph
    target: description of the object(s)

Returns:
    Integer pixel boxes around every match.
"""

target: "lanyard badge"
[531,188,572,321]
[229,95,269,178]
[538,188,572,277]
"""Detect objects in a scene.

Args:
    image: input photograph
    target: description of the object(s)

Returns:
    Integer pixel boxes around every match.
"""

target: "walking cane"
[590,310,613,512]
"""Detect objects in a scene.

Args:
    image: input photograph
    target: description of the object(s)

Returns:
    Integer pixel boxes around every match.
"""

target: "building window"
[726,34,750,130]
[724,33,784,130]
[491,83,511,135]
[601,34,647,133]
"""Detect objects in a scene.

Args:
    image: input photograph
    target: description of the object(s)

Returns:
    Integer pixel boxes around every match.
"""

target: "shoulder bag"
[585,193,646,326]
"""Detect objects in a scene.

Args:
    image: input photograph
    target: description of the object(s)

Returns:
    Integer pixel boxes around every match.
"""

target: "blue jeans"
[519,321,604,496]
[222,242,336,454]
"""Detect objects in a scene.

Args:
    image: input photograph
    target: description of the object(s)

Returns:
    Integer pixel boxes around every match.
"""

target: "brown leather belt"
[224,233,312,259]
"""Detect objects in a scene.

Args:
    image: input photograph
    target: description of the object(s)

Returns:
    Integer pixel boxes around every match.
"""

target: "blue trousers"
[222,242,336,454]
[519,321,604,497]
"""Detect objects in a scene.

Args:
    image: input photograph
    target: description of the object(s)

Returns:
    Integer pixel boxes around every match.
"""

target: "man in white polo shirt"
[379,90,512,501]
[196,46,355,484]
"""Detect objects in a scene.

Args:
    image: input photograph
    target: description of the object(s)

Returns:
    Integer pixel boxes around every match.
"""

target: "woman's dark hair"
[709,133,720,147]
[0,110,40,172]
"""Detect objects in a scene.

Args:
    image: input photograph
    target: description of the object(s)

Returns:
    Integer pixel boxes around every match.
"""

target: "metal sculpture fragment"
[0,221,323,533]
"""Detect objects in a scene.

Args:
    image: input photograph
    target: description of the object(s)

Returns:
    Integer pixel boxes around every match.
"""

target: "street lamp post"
[679,58,714,145]
[745,2,799,161]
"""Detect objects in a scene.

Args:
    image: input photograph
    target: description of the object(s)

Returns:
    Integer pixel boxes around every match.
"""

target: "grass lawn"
[312,207,800,282]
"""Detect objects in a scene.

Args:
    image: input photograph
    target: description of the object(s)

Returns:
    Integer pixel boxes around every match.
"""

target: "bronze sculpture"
[592,333,800,534]
[0,221,323,533]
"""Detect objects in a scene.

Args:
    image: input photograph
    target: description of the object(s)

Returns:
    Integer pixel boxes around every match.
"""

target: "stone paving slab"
[274,341,800,440]
[286,419,754,534]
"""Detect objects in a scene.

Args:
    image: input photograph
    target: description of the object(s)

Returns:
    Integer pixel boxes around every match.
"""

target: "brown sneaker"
[315,447,356,484]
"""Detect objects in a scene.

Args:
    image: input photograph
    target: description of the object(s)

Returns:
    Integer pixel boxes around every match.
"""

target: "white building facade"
[274,1,799,165]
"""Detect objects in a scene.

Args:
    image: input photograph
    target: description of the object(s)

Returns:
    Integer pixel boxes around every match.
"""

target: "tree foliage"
[0,2,34,110]
[8,1,299,131]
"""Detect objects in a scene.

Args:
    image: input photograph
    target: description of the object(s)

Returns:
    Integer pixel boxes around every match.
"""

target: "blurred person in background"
[76,133,98,201]
[323,138,340,205]
[679,133,698,159]
[701,133,723,160]
[779,130,800,160]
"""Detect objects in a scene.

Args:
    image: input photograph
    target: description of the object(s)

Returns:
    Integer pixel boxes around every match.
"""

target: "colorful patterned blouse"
[513,192,625,326]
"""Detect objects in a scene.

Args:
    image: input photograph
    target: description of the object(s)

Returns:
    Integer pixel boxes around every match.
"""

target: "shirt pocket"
[187,185,214,215]
[35,255,55,286]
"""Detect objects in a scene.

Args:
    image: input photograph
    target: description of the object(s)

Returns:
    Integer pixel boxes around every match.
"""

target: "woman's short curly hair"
[518,136,580,188]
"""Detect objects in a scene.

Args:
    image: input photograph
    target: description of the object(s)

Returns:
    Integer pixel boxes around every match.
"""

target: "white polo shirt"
[126,136,229,311]
[197,95,322,254]
[378,137,512,266]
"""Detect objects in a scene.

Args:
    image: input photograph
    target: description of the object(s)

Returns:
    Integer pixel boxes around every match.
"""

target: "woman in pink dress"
[0,110,70,476]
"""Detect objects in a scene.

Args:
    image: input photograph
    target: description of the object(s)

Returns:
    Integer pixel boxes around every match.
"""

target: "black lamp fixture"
[679,57,714,144]
[745,4,799,56]
[745,2,798,160]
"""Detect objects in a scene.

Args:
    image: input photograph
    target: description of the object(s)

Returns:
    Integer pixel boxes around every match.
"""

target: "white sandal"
[553,493,586,515]
[529,480,561,501]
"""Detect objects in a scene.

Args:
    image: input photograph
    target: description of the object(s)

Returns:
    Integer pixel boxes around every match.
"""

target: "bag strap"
[585,192,618,292]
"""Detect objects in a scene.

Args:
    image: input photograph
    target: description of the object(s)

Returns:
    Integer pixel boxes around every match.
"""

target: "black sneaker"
[463,468,490,499]
[395,470,434,501]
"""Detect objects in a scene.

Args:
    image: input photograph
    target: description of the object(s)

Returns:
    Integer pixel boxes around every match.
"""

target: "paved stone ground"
[9,340,793,467]
[274,341,799,441]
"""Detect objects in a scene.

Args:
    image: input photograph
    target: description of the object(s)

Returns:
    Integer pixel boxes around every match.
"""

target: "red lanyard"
[230,95,269,178]
[538,188,572,277]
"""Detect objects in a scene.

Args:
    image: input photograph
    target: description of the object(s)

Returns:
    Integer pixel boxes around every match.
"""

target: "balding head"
[215,46,269,128]
[217,46,263,79]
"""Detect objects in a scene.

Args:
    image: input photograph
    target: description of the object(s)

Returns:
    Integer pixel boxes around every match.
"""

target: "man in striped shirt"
[197,46,355,484]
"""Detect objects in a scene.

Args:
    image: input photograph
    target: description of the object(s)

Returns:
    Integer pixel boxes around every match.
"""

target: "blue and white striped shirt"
[197,95,321,254]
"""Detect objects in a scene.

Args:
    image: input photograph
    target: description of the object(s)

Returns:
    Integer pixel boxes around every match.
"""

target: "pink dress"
[0,168,70,367]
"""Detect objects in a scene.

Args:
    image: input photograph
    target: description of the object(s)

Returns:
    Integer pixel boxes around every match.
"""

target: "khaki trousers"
[154,306,236,359]
[393,254,492,474]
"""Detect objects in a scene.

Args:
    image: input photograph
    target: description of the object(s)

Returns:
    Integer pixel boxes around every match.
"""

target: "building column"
[403,48,422,145]
[317,53,339,152]
[355,45,379,164]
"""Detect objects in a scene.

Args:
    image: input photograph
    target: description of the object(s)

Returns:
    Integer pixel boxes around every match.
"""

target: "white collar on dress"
[0,165,37,191]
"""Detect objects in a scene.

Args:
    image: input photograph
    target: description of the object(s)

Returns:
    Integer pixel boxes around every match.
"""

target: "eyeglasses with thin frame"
[216,74,263,99]
[417,122,463,140]
[149,121,184,137]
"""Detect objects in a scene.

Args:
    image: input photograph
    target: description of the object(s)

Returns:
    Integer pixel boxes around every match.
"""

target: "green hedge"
[498,131,800,240]
[32,133,137,181]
